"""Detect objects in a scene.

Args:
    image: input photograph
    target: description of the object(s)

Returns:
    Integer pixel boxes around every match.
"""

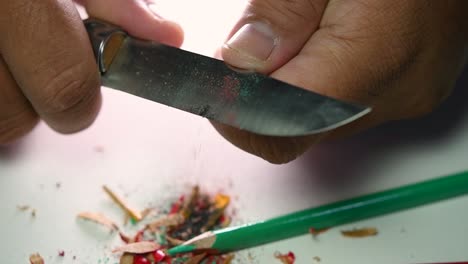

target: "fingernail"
[224,22,278,67]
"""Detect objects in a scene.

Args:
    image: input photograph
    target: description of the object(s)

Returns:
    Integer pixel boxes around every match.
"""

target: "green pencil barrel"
[212,171,468,252]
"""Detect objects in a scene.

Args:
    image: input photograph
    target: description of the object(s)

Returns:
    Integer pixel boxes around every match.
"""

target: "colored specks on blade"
[221,75,240,103]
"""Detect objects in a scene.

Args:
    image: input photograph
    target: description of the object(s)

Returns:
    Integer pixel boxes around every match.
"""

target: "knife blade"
[84,18,371,137]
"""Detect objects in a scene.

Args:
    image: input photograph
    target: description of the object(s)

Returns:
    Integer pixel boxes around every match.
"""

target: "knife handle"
[84,18,127,74]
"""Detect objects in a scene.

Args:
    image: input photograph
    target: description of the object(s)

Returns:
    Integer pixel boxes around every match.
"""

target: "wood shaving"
[309,227,330,238]
[146,213,185,232]
[31,209,36,218]
[119,232,134,244]
[112,241,159,254]
[214,194,230,210]
[119,253,134,264]
[274,251,295,264]
[29,253,44,264]
[341,227,378,238]
[103,185,142,221]
[17,205,30,211]
[141,208,156,219]
[77,212,119,231]
[180,186,199,219]
[183,253,207,264]
[223,254,235,264]
[313,256,321,262]
[165,235,185,246]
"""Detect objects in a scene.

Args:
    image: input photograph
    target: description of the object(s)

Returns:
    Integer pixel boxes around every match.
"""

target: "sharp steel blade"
[85,19,371,137]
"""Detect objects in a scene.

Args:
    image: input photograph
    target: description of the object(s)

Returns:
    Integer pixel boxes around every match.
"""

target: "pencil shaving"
[77,212,119,231]
[146,213,185,231]
[165,235,185,246]
[341,227,378,238]
[29,253,44,264]
[274,251,296,264]
[17,205,30,211]
[112,241,160,254]
[119,253,134,264]
[223,254,235,264]
[183,253,207,264]
[309,227,330,237]
[103,185,142,221]
[180,186,199,219]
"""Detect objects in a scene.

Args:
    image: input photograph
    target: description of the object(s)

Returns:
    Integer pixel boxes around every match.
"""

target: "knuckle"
[39,62,99,115]
[247,0,325,31]
[0,109,38,145]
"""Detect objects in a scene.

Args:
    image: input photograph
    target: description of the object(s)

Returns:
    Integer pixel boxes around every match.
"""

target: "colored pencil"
[168,171,468,256]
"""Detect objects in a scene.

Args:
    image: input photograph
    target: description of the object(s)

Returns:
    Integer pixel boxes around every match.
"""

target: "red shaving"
[152,250,166,262]
[309,227,330,236]
[134,230,145,242]
[134,255,150,264]
[274,251,295,264]
[58,250,65,257]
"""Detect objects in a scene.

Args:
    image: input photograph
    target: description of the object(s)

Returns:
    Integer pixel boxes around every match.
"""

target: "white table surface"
[1,1,468,263]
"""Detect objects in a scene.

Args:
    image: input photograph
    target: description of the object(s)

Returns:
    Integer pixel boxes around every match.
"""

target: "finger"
[221,0,328,74]
[0,57,38,145]
[0,0,102,134]
[214,1,437,163]
[81,0,184,47]
[214,0,328,163]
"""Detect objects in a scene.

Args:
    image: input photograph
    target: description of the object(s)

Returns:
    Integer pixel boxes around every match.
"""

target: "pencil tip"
[167,244,196,256]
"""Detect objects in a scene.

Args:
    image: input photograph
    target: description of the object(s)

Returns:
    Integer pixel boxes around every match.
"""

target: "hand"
[0,0,183,144]
[214,0,468,163]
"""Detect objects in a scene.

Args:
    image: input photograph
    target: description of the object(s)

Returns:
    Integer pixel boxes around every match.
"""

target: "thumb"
[221,0,327,74]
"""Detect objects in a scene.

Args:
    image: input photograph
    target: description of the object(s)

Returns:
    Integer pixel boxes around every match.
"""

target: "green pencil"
[167,170,468,256]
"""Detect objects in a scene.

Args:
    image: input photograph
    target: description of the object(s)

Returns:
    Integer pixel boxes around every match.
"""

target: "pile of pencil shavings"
[78,185,234,264]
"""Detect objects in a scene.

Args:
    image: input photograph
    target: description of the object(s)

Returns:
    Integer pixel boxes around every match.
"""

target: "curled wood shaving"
[183,253,207,264]
[29,253,44,264]
[341,227,378,238]
[103,185,142,221]
[146,213,185,232]
[77,212,119,231]
[112,241,160,254]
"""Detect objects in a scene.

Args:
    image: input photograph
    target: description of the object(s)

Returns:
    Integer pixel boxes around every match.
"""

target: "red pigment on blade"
[221,76,240,102]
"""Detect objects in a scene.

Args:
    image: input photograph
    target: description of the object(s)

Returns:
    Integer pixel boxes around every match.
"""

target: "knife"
[84,18,371,137]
